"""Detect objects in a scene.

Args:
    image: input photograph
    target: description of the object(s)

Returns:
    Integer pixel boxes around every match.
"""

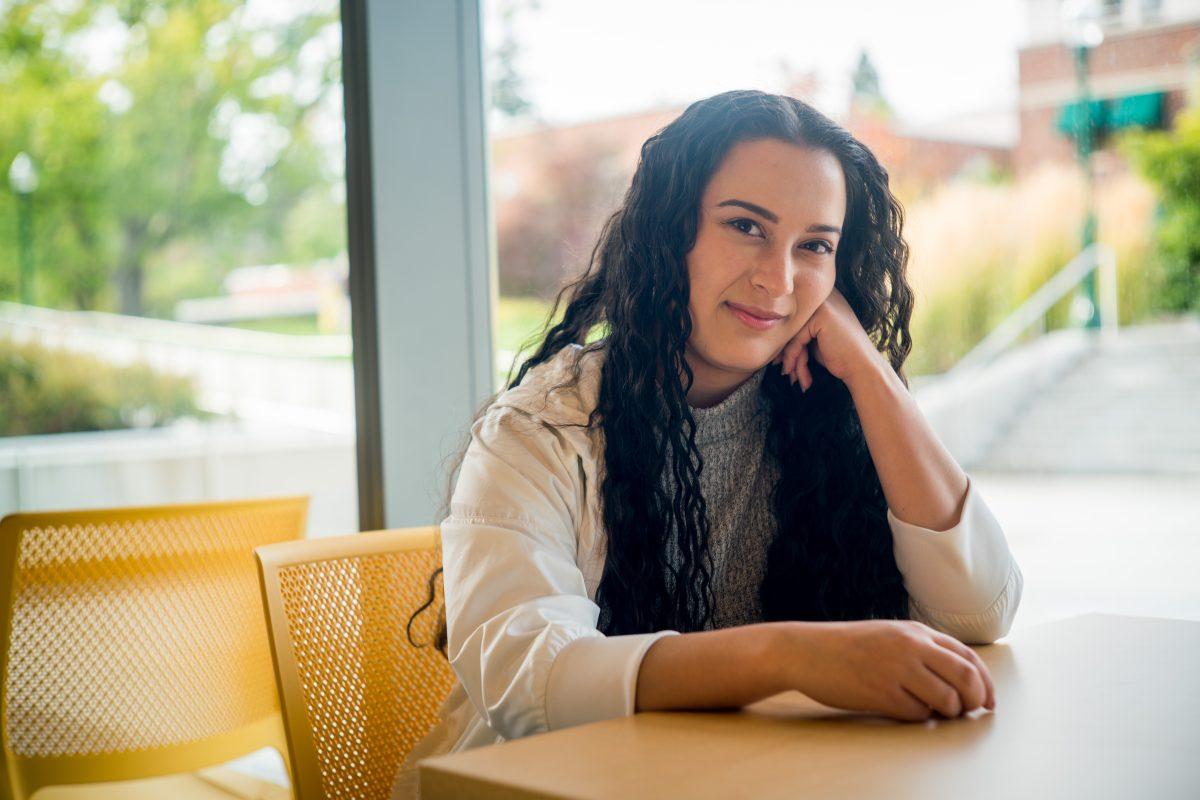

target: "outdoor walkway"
[979,318,1200,473]
[965,317,1200,634]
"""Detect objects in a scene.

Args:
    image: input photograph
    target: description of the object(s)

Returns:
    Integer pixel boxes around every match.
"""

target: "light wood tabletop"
[419,613,1200,799]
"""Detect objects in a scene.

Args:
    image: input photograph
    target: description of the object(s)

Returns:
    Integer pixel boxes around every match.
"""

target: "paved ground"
[973,470,1200,634]
[980,318,1200,474]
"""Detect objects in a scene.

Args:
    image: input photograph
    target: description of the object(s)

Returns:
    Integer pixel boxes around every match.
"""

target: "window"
[1,0,356,537]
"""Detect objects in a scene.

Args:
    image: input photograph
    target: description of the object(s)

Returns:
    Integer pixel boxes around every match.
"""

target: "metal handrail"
[0,301,351,359]
[947,243,1118,375]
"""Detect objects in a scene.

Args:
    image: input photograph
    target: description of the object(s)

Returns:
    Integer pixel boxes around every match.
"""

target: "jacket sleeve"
[887,475,1024,645]
[441,406,679,741]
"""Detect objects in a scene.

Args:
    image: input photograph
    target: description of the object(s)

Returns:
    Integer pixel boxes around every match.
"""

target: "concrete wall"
[0,421,358,538]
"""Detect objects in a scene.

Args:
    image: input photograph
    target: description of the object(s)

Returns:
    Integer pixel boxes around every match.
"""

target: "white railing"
[0,301,350,358]
[946,243,1118,376]
[914,244,1119,468]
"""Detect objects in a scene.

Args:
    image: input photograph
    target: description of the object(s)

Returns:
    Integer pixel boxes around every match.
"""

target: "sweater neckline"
[688,368,768,446]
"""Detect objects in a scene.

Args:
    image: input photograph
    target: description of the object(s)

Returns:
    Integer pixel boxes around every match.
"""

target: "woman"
[393,89,1023,797]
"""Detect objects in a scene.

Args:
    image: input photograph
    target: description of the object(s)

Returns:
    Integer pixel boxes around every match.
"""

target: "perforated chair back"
[0,495,308,800]
[255,527,453,800]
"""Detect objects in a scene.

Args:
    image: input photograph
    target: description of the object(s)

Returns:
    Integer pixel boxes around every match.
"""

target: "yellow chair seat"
[31,767,289,800]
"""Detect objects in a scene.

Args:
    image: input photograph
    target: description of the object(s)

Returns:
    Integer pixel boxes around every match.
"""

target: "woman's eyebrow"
[716,198,841,235]
[717,198,778,222]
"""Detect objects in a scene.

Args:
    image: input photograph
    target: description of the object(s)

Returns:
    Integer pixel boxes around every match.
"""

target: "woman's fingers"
[930,633,996,709]
[906,663,965,718]
[922,646,988,714]
[793,345,813,391]
[780,326,814,387]
[894,686,935,722]
[783,338,802,378]
[780,336,813,390]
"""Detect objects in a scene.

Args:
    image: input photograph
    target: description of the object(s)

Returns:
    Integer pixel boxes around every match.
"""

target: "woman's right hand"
[781,619,996,721]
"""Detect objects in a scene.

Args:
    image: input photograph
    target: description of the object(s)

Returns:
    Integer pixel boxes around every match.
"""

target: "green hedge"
[0,336,205,436]
[1121,107,1200,312]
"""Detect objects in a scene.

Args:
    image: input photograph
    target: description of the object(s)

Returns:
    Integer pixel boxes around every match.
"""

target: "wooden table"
[420,614,1200,799]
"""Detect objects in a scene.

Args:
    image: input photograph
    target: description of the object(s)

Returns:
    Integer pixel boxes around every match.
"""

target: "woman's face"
[683,137,847,406]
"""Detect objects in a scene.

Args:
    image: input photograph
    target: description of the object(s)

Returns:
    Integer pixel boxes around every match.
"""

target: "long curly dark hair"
[411,89,916,652]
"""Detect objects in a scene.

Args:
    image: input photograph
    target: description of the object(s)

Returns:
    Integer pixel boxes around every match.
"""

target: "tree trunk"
[117,221,146,316]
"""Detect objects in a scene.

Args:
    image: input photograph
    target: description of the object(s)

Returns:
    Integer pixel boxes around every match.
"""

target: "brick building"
[1016,0,1200,174]
[843,109,1015,193]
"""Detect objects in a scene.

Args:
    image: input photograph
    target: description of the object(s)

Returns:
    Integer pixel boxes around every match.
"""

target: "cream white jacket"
[393,343,1024,797]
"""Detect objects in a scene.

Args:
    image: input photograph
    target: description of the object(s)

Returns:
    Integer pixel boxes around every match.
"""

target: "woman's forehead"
[703,138,846,225]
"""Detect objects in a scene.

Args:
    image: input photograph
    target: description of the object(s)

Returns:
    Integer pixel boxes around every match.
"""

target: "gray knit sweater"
[671,367,782,630]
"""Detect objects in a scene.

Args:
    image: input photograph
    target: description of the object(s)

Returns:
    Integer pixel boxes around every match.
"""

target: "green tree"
[849,49,891,118]
[488,0,540,122]
[1121,104,1200,312]
[0,0,343,315]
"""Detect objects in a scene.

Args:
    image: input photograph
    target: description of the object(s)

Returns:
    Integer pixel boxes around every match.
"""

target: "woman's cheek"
[780,320,806,347]
[793,271,835,321]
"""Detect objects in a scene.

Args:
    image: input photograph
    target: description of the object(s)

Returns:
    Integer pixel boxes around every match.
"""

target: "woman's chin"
[686,339,783,381]
[711,351,778,377]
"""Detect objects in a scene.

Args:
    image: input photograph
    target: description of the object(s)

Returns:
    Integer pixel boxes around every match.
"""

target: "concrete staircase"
[975,317,1200,474]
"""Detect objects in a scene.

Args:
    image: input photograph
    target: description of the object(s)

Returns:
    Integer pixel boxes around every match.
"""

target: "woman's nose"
[749,251,795,296]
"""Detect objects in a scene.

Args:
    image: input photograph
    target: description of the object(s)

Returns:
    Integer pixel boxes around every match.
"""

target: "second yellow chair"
[255,527,455,800]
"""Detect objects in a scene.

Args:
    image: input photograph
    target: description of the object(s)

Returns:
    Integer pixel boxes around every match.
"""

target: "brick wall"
[1016,20,1200,173]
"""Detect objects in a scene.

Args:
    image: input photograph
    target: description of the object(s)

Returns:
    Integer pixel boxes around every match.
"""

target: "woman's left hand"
[774,287,885,391]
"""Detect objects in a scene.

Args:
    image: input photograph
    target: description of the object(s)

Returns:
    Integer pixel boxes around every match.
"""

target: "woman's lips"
[726,302,783,331]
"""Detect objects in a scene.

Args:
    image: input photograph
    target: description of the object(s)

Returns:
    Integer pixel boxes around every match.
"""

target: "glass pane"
[1,0,356,539]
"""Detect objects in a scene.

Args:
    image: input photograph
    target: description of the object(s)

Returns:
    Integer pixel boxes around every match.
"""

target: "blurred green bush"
[1120,105,1200,313]
[0,336,205,436]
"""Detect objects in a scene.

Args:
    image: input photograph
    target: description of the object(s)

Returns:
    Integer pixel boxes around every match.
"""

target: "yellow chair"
[254,527,455,800]
[0,496,309,800]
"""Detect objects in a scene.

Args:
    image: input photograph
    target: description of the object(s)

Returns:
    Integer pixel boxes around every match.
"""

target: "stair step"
[972,321,1200,473]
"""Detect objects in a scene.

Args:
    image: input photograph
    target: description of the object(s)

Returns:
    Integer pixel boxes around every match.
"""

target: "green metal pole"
[16,191,34,306]
[1074,44,1101,329]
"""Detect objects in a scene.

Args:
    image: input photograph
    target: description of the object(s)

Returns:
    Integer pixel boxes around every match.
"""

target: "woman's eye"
[727,218,762,237]
[725,219,833,254]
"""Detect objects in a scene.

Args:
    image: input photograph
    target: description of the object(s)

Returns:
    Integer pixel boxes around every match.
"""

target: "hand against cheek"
[774,287,885,391]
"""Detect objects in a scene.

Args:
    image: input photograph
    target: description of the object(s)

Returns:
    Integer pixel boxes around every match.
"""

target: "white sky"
[51,0,1031,177]
[487,0,1028,130]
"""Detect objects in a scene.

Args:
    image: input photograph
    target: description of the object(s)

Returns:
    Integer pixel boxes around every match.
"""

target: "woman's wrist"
[762,620,838,697]
[635,620,831,712]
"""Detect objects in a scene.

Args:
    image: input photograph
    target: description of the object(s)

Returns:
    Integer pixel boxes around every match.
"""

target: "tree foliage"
[849,49,891,118]
[488,0,539,122]
[1121,102,1200,312]
[0,0,345,315]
